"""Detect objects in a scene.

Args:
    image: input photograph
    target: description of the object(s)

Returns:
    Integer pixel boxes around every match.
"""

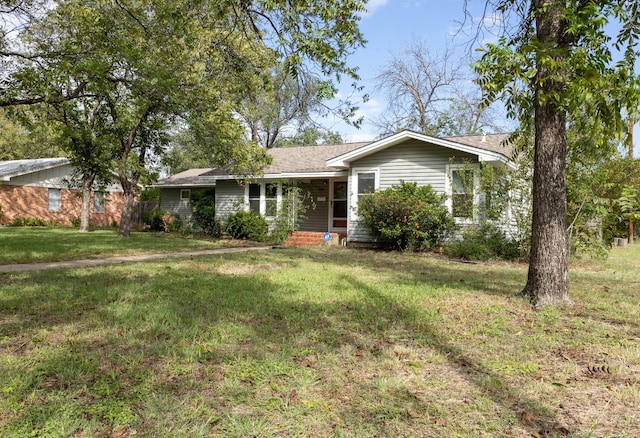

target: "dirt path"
[0,246,273,273]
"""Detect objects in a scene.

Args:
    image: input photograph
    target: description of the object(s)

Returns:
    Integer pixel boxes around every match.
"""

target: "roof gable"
[326,130,512,168]
[0,158,69,181]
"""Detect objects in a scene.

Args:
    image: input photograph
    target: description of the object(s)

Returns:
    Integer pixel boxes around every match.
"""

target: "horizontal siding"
[347,140,479,243]
[159,188,192,220]
[215,180,244,223]
[353,140,478,193]
[10,164,123,192]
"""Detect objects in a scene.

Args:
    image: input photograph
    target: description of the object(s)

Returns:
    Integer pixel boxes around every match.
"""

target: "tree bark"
[118,190,136,238]
[79,177,92,232]
[521,0,572,307]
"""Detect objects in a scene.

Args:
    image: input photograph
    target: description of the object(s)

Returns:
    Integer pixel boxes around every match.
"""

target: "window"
[357,172,376,202]
[180,189,191,201]
[246,182,281,217]
[351,169,378,219]
[248,183,261,213]
[265,183,278,217]
[48,188,61,211]
[448,165,477,220]
[93,192,105,213]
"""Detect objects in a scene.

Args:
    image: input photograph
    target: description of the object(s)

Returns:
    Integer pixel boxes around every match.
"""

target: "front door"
[330,180,348,231]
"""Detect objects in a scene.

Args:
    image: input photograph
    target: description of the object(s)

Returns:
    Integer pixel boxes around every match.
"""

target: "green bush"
[358,181,456,251]
[161,212,182,233]
[225,210,268,242]
[9,217,52,227]
[444,222,521,261]
[143,209,164,231]
[191,190,221,237]
[142,209,182,232]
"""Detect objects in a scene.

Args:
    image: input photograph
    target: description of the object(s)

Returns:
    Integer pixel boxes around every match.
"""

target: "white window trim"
[445,163,480,224]
[244,182,282,218]
[350,168,379,221]
[48,188,61,212]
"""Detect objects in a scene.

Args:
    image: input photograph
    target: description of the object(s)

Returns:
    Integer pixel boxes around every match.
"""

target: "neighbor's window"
[451,169,474,219]
[48,188,61,211]
[180,189,191,201]
[93,192,105,213]
[248,183,261,213]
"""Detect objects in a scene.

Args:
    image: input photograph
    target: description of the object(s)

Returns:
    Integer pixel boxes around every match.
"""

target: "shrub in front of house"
[161,212,182,233]
[359,181,456,251]
[143,209,182,233]
[143,209,164,231]
[225,211,268,242]
[9,217,54,227]
[191,190,221,237]
[444,222,521,261]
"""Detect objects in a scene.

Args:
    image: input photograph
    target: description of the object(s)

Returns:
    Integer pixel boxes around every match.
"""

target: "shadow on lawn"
[0,248,570,436]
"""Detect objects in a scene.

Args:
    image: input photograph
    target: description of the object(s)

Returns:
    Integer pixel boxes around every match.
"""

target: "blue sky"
[329,0,493,142]
[330,0,639,153]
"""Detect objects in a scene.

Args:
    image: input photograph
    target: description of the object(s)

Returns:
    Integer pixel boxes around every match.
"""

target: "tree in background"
[374,37,500,137]
[0,108,62,159]
[4,0,367,236]
[474,0,640,307]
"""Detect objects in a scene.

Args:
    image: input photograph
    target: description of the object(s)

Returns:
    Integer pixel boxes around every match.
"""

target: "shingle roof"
[265,142,370,174]
[443,133,513,159]
[153,168,217,187]
[0,158,69,181]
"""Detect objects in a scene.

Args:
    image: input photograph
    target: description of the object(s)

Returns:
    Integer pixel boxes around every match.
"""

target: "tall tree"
[236,65,327,148]
[0,107,62,159]
[374,37,498,136]
[474,0,640,307]
[6,0,367,236]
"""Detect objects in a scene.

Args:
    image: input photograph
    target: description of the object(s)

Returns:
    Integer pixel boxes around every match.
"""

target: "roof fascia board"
[209,171,347,181]
[326,131,510,167]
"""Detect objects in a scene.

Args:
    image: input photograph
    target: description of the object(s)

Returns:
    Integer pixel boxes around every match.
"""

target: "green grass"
[0,227,256,264]
[0,230,639,437]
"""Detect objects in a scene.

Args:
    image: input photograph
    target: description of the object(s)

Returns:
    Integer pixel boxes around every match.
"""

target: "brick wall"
[0,185,125,227]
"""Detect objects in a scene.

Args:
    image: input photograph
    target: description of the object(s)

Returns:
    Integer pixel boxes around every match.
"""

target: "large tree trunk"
[521,0,572,307]
[79,177,92,232]
[118,188,136,238]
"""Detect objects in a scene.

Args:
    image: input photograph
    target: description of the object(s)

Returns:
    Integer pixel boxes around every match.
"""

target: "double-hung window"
[48,188,61,211]
[246,182,280,218]
[351,169,378,219]
[248,184,261,213]
[447,164,478,221]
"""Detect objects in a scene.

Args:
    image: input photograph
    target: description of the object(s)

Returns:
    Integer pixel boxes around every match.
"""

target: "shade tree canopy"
[473,0,640,307]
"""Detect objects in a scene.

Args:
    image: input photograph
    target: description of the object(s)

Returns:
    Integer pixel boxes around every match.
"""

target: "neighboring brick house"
[0,158,126,227]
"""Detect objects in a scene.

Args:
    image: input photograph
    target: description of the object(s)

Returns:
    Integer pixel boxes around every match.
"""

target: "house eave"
[212,171,348,181]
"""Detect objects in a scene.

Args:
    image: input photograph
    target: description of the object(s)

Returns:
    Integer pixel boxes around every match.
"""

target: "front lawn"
[0,227,254,265]
[0,235,638,436]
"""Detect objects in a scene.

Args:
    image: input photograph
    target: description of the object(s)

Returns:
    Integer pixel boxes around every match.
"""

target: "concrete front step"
[284,231,346,247]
